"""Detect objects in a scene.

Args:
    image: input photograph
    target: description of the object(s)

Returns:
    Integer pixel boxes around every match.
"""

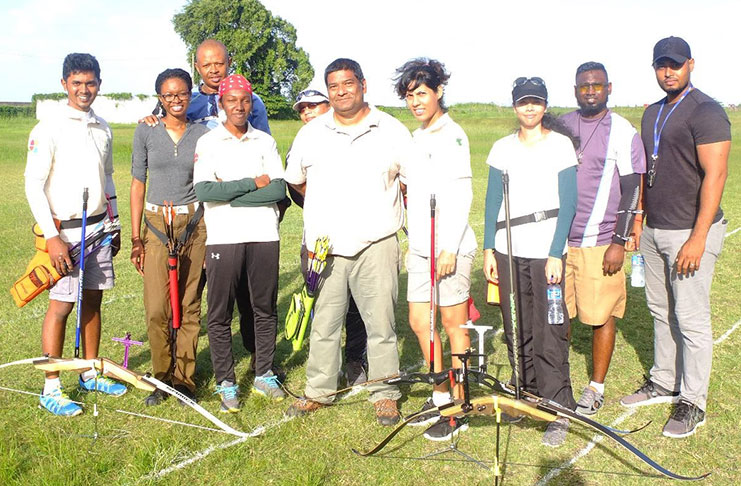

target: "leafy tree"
[173,0,314,104]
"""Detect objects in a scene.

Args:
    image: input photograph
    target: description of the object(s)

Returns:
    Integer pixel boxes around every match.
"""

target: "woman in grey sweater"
[129,68,209,405]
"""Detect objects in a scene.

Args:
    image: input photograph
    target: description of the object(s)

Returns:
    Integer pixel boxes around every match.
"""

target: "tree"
[173,0,314,115]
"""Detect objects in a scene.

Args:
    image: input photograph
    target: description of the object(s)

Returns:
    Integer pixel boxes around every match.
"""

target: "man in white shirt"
[25,53,125,416]
[284,58,410,426]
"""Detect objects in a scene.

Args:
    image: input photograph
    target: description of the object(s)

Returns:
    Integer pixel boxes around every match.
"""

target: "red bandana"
[218,74,253,97]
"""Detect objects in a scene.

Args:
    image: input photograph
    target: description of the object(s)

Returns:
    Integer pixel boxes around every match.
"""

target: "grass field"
[0,104,739,486]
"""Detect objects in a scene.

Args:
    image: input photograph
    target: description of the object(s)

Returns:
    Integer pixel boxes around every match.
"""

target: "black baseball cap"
[512,77,548,104]
[653,36,692,64]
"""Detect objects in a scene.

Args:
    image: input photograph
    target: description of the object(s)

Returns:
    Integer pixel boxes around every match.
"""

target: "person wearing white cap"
[483,77,578,447]
[620,36,730,439]
[293,89,330,124]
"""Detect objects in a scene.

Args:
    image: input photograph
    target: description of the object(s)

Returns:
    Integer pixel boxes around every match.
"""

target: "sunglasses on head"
[513,77,545,88]
[296,89,323,101]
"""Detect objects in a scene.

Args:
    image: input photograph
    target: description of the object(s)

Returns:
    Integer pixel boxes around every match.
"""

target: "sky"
[1,0,739,108]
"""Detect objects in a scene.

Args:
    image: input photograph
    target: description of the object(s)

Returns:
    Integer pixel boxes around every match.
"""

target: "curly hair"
[393,58,450,110]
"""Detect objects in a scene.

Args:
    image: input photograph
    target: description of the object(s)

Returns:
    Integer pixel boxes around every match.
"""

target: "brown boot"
[374,398,400,426]
[285,398,326,417]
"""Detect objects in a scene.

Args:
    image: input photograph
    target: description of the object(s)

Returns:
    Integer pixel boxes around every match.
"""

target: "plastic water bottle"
[547,284,564,325]
[631,254,645,288]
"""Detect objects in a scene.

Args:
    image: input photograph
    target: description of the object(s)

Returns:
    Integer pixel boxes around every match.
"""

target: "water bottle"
[631,254,645,288]
[547,284,564,325]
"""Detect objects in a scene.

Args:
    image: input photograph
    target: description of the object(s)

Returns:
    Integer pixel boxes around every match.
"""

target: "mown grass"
[0,104,739,485]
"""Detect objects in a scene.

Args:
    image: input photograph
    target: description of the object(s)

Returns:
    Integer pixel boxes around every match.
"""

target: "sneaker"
[144,388,169,407]
[423,416,469,441]
[373,398,400,426]
[620,377,678,407]
[79,374,127,396]
[39,387,82,417]
[662,399,706,438]
[215,380,240,413]
[285,398,326,417]
[174,384,197,407]
[407,398,440,427]
[253,370,286,401]
[345,359,367,387]
[542,417,569,448]
[576,386,604,415]
[250,355,287,382]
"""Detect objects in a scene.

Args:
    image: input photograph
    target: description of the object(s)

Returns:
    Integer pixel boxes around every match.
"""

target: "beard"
[578,101,607,117]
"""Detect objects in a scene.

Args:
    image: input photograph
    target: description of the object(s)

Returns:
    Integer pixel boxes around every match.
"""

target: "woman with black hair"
[483,77,578,447]
[393,58,477,441]
[130,68,209,406]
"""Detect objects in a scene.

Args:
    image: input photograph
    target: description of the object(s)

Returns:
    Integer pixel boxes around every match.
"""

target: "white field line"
[140,416,293,482]
[725,226,741,238]
[140,361,427,481]
[534,408,637,486]
[538,313,741,485]
[715,318,741,345]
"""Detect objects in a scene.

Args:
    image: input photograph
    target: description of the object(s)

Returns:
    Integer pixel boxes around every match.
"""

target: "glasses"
[577,83,606,94]
[160,92,191,102]
[513,77,545,88]
[296,89,324,101]
[299,103,321,112]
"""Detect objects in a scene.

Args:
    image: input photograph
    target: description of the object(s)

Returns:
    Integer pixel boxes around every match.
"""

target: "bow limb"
[25,357,247,438]
[142,375,248,437]
[352,401,445,457]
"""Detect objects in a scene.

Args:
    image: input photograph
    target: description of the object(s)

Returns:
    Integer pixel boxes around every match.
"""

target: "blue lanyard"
[651,85,693,161]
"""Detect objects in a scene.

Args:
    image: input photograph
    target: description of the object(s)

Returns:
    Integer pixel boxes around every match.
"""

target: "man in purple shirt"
[560,62,645,415]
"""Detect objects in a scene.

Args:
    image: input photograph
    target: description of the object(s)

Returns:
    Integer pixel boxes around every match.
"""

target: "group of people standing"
[25,35,729,449]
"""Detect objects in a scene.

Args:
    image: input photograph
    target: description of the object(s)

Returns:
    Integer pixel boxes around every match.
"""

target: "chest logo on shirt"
[194,153,199,164]
[456,138,462,146]
[28,139,37,153]
[211,252,220,260]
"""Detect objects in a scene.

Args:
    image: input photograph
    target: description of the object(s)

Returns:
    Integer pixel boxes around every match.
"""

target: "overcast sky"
[1,0,738,108]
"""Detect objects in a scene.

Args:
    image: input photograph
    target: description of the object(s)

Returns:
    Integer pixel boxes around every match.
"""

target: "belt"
[145,202,198,215]
[59,211,107,230]
[495,208,559,231]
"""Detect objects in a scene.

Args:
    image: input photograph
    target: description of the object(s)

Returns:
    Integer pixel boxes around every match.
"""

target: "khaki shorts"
[406,251,474,307]
[49,244,115,303]
[565,245,625,325]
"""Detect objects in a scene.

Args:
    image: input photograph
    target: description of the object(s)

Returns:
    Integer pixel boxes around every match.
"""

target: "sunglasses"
[296,89,323,101]
[577,83,607,94]
[513,77,545,88]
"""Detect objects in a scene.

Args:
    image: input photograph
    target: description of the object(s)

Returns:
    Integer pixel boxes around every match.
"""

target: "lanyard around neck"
[652,84,693,160]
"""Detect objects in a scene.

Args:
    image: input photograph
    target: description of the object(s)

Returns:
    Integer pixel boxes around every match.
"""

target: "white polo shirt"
[285,106,410,257]
[193,122,283,245]
[402,113,477,258]
[486,131,577,258]
[24,105,114,240]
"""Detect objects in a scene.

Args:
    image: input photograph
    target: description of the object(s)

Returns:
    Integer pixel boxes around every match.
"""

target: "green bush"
[0,106,33,118]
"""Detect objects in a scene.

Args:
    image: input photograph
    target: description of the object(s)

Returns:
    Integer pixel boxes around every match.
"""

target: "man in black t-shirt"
[620,36,731,439]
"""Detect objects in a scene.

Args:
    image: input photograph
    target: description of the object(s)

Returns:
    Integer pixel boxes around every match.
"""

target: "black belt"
[495,208,559,231]
[59,211,107,230]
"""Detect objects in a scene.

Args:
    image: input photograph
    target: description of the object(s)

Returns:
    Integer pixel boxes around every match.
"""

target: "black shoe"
[407,398,441,427]
[144,388,169,406]
[173,384,197,407]
[423,416,469,441]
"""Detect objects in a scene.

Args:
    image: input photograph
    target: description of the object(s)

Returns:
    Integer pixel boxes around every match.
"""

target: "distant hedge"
[0,105,34,118]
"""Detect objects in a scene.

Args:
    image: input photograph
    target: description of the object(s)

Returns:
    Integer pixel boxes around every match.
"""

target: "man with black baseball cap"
[620,36,731,439]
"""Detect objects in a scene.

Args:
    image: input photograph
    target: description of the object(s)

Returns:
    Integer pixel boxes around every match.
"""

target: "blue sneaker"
[253,370,286,400]
[39,386,83,416]
[215,380,240,413]
[79,374,127,396]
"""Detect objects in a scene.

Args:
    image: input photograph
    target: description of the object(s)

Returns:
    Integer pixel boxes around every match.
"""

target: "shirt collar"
[417,112,450,135]
[322,104,381,134]
[214,120,258,141]
[63,104,97,124]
